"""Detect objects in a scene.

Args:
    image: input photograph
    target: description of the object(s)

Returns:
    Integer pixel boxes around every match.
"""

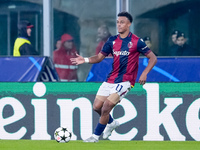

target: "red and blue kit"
[100,32,151,86]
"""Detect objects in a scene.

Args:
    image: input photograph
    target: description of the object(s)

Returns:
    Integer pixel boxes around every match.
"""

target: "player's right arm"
[70,53,105,65]
[71,36,112,65]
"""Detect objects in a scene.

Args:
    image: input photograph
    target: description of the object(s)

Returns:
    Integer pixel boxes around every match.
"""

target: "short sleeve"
[100,37,113,56]
[137,38,151,56]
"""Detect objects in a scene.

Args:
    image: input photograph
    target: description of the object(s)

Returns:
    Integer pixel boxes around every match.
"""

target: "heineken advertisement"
[0,82,200,141]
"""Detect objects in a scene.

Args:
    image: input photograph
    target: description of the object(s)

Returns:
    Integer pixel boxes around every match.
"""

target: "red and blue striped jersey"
[100,32,151,86]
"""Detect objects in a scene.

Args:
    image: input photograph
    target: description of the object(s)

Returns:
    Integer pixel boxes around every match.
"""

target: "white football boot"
[103,120,120,139]
[83,135,99,143]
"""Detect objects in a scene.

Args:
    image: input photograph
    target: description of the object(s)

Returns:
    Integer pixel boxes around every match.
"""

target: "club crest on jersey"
[128,42,133,48]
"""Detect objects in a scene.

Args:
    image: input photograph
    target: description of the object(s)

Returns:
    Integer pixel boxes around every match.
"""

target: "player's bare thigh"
[93,95,108,110]
[107,93,120,105]
[96,93,120,106]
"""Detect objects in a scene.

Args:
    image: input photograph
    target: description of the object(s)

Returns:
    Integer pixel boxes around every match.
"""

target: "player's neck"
[119,30,130,39]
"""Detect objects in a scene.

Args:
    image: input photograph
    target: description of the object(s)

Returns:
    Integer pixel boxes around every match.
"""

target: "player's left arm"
[139,51,157,85]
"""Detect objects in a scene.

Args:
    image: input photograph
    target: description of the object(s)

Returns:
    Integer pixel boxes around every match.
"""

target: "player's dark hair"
[118,11,133,23]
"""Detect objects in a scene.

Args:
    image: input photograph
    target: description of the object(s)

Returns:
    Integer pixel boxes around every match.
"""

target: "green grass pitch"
[0,140,200,150]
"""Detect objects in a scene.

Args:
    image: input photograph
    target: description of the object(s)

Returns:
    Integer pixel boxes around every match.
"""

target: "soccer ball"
[54,127,72,143]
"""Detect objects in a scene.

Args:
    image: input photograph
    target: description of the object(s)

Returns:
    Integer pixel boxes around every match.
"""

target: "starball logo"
[113,50,130,56]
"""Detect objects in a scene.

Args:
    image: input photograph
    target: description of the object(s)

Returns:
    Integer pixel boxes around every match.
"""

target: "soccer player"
[70,11,157,142]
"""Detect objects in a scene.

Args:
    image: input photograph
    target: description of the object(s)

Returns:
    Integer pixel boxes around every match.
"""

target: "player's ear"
[127,22,131,28]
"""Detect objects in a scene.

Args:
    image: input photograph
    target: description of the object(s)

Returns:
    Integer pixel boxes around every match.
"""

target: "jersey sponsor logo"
[113,50,130,56]
[128,42,133,48]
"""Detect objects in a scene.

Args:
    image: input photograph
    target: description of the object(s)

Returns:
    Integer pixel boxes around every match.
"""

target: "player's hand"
[139,74,147,85]
[70,53,85,65]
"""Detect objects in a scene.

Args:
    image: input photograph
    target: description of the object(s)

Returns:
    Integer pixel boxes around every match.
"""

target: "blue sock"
[108,114,113,124]
[94,123,106,136]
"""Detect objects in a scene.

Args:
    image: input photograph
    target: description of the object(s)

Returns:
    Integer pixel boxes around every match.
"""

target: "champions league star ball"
[54,127,72,143]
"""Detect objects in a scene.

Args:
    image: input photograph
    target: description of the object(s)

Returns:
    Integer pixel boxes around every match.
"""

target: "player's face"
[27,28,32,37]
[117,17,131,34]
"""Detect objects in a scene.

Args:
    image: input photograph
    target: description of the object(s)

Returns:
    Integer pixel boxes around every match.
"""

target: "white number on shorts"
[116,84,123,92]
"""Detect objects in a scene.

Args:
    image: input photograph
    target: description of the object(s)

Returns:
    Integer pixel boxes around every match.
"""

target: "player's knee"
[101,109,110,117]
[93,105,98,112]
[101,106,111,116]
[93,98,104,112]
[93,104,101,113]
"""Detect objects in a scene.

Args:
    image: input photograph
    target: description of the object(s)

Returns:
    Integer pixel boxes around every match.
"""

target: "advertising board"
[0,82,199,141]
